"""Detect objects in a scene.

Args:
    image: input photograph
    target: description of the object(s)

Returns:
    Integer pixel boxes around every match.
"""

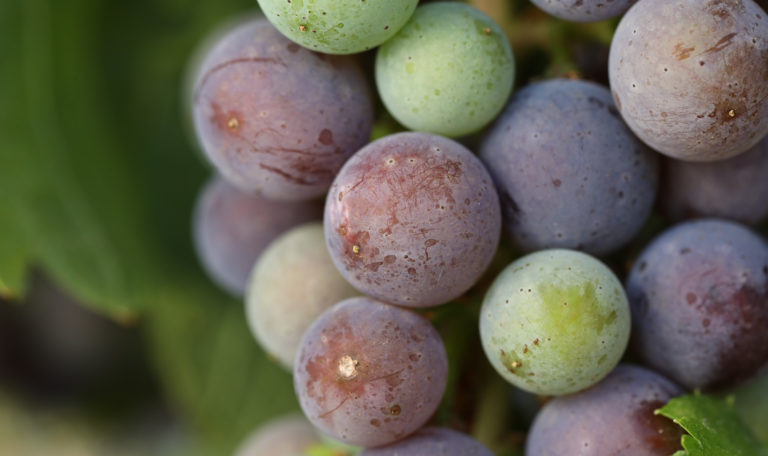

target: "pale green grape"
[375,2,514,137]
[246,223,358,370]
[257,0,418,54]
[480,249,630,395]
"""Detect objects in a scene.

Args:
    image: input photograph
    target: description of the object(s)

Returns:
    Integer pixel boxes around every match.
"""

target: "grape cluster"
[188,0,768,454]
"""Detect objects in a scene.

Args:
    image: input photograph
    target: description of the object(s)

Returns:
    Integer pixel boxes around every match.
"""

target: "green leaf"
[657,394,768,456]
[728,371,768,443]
[1,0,303,453]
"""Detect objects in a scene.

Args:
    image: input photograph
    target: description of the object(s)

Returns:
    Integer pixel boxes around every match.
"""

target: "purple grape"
[661,135,768,225]
[530,0,638,22]
[526,364,684,456]
[626,219,768,390]
[234,414,319,456]
[479,79,658,255]
[192,176,322,296]
[192,18,373,200]
[358,427,493,456]
[609,0,768,161]
[324,132,501,308]
[294,297,448,447]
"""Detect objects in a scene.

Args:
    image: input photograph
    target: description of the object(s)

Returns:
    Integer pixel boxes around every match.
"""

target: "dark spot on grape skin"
[633,400,685,453]
[319,128,334,145]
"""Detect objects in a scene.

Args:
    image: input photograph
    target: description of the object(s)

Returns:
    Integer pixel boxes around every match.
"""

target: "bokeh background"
[1,0,766,455]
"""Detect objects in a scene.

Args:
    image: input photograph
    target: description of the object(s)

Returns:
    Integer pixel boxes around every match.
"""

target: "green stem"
[471,372,510,453]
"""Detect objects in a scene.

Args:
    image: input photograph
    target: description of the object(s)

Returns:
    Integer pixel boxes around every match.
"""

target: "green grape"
[480,249,630,395]
[256,0,418,54]
[375,2,514,137]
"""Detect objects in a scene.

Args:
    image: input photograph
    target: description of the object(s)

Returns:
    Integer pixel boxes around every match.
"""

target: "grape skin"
[609,0,768,161]
[257,0,418,55]
[530,0,638,22]
[479,79,658,255]
[246,223,358,370]
[661,134,768,225]
[324,132,501,308]
[192,176,322,297]
[626,219,768,390]
[233,414,319,456]
[526,365,684,456]
[358,427,493,456]
[192,19,373,200]
[375,2,515,137]
[293,297,448,447]
[480,249,631,395]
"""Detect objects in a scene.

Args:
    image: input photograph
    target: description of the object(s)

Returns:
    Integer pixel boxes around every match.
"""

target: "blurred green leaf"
[728,371,768,443]
[0,0,300,452]
[657,394,768,456]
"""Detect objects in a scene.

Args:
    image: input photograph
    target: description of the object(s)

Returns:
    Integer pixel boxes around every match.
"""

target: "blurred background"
[1,0,765,455]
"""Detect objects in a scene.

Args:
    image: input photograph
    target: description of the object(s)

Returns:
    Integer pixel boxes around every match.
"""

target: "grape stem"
[471,371,509,453]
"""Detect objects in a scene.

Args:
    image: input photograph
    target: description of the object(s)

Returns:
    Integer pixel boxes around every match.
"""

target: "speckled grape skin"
[294,297,448,447]
[234,414,319,456]
[480,249,630,395]
[531,0,638,22]
[257,0,418,54]
[359,427,493,456]
[609,0,768,161]
[324,132,501,308]
[661,134,768,225]
[246,223,358,370]
[626,219,768,390]
[479,79,659,255]
[526,365,684,456]
[192,176,322,297]
[192,19,373,200]
[375,2,515,137]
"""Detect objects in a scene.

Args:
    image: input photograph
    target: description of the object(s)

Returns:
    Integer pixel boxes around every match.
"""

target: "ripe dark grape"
[358,427,493,456]
[526,364,684,456]
[294,297,448,447]
[530,0,638,22]
[479,79,658,255]
[324,132,501,308]
[626,219,768,390]
[192,176,322,296]
[609,0,768,161]
[233,414,319,456]
[246,223,358,370]
[661,134,768,225]
[192,18,373,200]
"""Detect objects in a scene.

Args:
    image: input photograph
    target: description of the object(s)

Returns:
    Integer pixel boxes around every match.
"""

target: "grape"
[246,222,358,370]
[530,0,638,22]
[192,18,373,200]
[294,297,448,447]
[479,79,658,255]
[526,364,684,456]
[192,176,322,297]
[661,134,768,225]
[358,427,493,456]
[257,0,418,55]
[609,0,768,161]
[233,414,319,456]
[480,249,630,395]
[375,2,515,137]
[324,132,501,308]
[626,219,768,390]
